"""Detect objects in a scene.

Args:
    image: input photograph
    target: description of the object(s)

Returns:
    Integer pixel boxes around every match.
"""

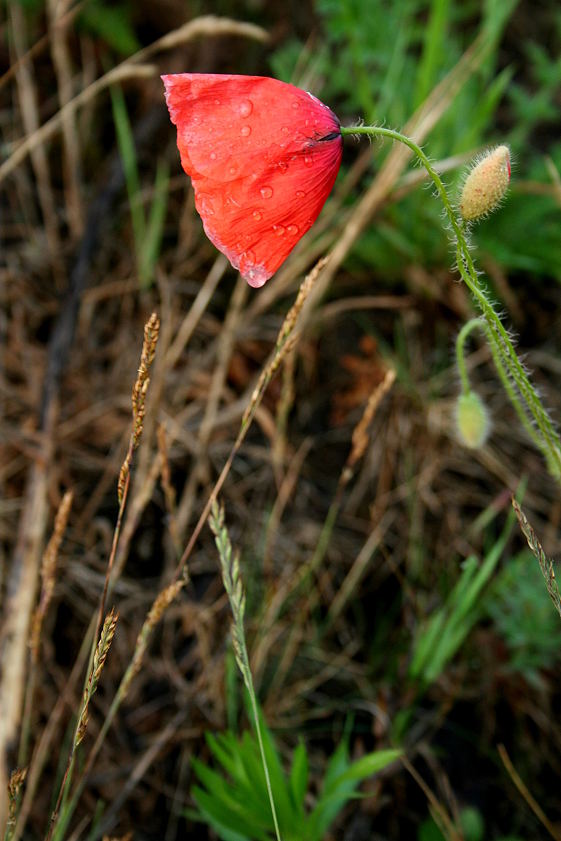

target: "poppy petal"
[162,74,343,287]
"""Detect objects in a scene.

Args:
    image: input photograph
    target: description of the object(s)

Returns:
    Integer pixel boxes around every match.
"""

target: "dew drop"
[252,210,262,221]
[260,186,274,199]
[245,265,269,288]
[214,98,221,105]
[239,100,253,117]
[281,126,289,135]
[240,125,251,137]
[295,190,306,199]
[229,165,237,175]
[287,224,299,236]
[198,195,215,217]
[210,151,217,161]
[273,224,286,237]
[242,249,256,267]
[292,101,299,110]
[304,155,314,167]
[277,161,288,172]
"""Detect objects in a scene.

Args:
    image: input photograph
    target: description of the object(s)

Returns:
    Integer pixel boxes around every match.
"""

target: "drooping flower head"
[162,74,343,287]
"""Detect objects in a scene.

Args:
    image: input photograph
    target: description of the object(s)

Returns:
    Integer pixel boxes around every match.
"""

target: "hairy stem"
[341,125,561,476]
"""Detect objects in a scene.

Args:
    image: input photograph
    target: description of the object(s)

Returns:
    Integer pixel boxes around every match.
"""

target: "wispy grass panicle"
[76,608,119,747]
[209,500,282,841]
[119,578,186,699]
[87,311,161,760]
[512,498,561,620]
[5,768,27,841]
[239,256,327,439]
[349,367,396,469]
[209,501,247,687]
[47,609,118,840]
[48,577,187,841]
[18,491,73,783]
[30,491,73,662]
[118,312,160,503]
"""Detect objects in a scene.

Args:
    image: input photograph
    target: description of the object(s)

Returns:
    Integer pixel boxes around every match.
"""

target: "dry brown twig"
[157,424,180,558]
[498,744,561,841]
[47,0,84,237]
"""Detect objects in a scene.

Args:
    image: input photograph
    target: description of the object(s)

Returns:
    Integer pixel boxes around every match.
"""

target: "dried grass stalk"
[29,490,73,661]
[119,579,186,700]
[157,425,179,555]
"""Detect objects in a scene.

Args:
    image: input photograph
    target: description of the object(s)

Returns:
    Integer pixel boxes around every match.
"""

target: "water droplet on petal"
[292,101,299,110]
[239,100,253,117]
[295,190,306,199]
[214,98,221,105]
[287,224,299,236]
[210,151,217,160]
[198,195,215,217]
[281,126,289,135]
[242,249,256,267]
[252,210,262,221]
[273,224,286,237]
[277,161,288,172]
[229,165,237,175]
[304,155,314,167]
[260,186,273,199]
[240,125,251,137]
[245,265,269,288]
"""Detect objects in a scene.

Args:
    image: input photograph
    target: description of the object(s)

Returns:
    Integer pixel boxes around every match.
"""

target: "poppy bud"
[455,391,490,449]
[459,145,511,222]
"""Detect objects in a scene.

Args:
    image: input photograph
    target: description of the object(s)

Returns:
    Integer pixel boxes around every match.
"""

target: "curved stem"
[341,125,561,476]
[455,318,483,395]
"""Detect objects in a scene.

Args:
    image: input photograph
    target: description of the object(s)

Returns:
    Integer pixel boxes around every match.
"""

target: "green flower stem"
[456,317,545,456]
[454,242,560,471]
[455,318,483,395]
[340,124,561,476]
[483,323,546,456]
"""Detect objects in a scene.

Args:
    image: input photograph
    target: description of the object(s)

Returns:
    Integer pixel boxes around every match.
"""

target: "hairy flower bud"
[459,145,511,222]
[455,391,490,449]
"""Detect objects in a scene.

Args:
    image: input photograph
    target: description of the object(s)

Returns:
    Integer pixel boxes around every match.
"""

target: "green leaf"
[322,738,350,791]
[79,1,140,56]
[323,748,401,793]
[289,741,308,816]
[191,785,264,841]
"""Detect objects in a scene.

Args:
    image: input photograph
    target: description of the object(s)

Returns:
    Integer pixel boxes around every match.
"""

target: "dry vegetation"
[1,1,561,839]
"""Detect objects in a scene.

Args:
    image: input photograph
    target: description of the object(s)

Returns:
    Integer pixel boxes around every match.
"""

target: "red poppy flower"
[162,74,343,287]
